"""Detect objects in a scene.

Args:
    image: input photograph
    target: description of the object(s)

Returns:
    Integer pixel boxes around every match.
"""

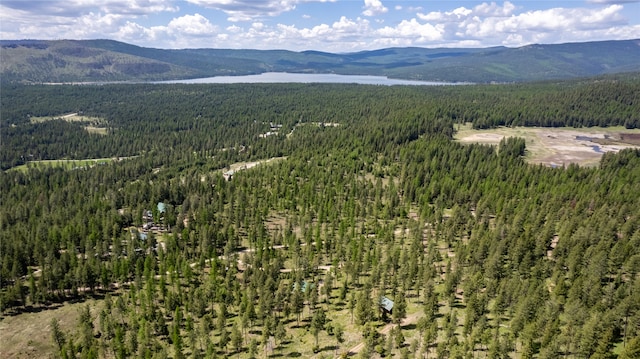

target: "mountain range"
[1,38,639,83]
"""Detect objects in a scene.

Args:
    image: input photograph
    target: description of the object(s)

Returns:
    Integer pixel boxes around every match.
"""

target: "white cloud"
[0,0,179,42]
[473,1,515,17]
[185,0,334,21]
[0,0,637,52]
[226,25,243,33]
[0,0,177,17]
[411,2,633,47]
[418,7,472,22]
[588,0,640,3]
[377,19,442,42]
[167,14,217,36]
[363,0,388,17]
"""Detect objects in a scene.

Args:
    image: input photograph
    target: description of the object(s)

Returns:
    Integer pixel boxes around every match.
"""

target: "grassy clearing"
[455,123,640,167]
[29,113,105,124]
[0,298,103,359]
[223,157,287,173]
[28,113,109,136]
[84,126,108,135]
[10,158,116,172]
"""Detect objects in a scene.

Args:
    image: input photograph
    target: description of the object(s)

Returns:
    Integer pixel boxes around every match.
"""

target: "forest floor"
[0,298,102,359]
[344,311,422,356]
[455,124,640,167]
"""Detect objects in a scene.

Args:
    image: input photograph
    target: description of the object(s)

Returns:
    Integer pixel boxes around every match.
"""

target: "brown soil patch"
[455,124,640,167]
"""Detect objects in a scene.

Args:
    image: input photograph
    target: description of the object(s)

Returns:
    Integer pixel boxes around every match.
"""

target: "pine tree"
[51,318,66,351]
[619,335,640,359]
[231,323,243,354]
[393,290,407,324]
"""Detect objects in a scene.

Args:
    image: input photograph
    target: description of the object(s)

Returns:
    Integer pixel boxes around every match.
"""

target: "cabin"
[379,296,394,319]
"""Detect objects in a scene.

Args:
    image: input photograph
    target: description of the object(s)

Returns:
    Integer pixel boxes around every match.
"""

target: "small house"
[379,296,394,317]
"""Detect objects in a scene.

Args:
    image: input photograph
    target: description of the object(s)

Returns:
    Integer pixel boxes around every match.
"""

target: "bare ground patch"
[28,113,109,136]
[0,299,102,359]
[455,124,640,167]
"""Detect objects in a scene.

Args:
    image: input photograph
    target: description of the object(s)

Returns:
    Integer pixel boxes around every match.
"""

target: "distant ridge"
[1,38,639,83]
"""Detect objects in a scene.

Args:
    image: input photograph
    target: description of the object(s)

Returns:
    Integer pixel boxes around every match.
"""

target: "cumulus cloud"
[588,0,640,3]
[0,0,179,42]
[167,14,217,36]
[1,0,177,17]
[377,19,442,43]
[418,7,472,22]
[185,0,334,21]
[186,0,296,21]
[462,4,628,42]
[362,0,388,17]
[412,2,632,47]
[362,0,389,16]
[0,0,637,52]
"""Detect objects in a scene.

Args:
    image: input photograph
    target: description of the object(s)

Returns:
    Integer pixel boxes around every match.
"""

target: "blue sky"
[1,1,639,52]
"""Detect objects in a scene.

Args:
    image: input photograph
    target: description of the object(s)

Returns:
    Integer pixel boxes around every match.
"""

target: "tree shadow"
[406,292,419,299]
[401,323,416,330]
[4,303,63,316]
[287,351,302,357]
[282,318,296,325]
[320,345,338,352]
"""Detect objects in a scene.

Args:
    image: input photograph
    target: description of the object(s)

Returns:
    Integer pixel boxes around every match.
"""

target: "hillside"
[1,81,640,358]
[1,38,639,83]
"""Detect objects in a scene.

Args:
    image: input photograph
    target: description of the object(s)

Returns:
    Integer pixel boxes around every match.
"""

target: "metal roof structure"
[380,296,394,312]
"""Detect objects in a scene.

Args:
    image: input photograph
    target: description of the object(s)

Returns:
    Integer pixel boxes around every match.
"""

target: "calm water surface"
[158,72,469,86]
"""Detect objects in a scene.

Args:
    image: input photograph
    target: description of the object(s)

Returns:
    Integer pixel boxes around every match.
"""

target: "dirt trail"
[343,311,422,357]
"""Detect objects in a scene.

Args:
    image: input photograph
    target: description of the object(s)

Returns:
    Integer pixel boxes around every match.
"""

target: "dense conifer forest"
[1,76,640,358]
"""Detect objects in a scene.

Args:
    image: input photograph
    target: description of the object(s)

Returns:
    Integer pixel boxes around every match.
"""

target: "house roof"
[380,296,394,312]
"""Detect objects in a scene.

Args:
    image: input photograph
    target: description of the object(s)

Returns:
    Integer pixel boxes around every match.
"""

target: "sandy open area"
[455,124,640,167]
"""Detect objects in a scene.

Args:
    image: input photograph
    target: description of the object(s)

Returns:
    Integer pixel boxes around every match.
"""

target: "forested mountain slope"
[1,38,639,83]
[1,79,640,358]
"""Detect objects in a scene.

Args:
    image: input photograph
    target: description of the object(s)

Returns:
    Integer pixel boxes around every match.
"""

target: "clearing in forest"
[455,123,640,167]
[10,158,113,172]
[218,156,287,180]
[0,299,102,359]
[29,113,108,135]
[9,157,135,172]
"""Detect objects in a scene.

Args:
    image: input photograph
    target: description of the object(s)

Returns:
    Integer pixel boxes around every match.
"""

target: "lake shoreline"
[155,72,472,86]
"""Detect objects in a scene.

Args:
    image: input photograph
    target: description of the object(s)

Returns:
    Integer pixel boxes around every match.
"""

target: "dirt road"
[343,311,422,357]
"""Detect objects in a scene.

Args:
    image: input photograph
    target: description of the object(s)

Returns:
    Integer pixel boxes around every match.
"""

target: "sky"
[1,1,639,52]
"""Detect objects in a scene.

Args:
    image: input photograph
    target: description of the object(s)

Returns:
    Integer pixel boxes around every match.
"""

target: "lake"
[157,72,469,86]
